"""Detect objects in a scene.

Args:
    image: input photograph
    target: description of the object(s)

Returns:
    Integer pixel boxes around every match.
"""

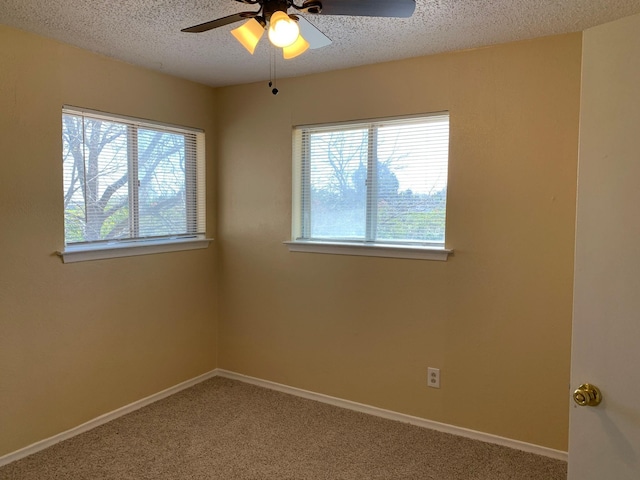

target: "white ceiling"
[2,0,640,87]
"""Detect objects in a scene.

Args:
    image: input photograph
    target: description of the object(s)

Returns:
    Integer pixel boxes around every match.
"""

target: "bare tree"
[63,115,187,243]
[310,130,367,200]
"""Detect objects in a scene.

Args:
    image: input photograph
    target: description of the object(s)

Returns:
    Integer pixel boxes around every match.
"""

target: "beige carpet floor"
[0,377,567,479]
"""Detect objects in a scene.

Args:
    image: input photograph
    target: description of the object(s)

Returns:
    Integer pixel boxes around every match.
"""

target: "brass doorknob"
[573,383,602,407]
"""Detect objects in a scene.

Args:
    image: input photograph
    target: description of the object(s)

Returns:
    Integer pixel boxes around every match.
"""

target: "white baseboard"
[0,369,218,468]
[1,368,567,467]
[216,369,568,462]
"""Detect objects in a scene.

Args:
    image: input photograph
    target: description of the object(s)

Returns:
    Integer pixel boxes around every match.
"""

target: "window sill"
[284,241,452,261]
[57,237,213,263]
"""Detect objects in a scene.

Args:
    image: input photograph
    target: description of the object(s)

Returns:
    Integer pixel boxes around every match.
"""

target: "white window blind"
[292,113,449,247]
[62,107,206,247]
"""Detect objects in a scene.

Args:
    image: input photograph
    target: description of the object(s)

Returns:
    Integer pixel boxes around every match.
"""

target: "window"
[60,106,208,262]
[288,113,451,260]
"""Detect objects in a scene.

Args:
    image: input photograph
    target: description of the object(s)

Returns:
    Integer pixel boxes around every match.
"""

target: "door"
[568,12,640,480]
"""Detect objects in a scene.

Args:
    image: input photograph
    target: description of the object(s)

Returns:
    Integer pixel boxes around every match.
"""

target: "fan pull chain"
[268,47,279,95]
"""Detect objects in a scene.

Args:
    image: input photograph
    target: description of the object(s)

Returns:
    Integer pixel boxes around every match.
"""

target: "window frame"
[58,106,211,263]
[287,113,452,261]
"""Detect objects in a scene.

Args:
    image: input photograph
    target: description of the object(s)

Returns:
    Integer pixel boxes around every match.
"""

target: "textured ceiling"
[2,0,640,87]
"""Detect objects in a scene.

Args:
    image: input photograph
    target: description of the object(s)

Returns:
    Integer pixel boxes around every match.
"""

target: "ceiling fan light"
[268,11,300,48]
[283,34,310,59]
[231,18,265,54]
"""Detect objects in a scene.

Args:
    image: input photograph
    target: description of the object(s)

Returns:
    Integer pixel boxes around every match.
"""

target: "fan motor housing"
[263,0,291,20]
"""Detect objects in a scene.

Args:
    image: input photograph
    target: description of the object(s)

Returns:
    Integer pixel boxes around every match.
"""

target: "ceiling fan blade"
[297,16,331,49]
[318,0,416,18]
[181,12,258,33]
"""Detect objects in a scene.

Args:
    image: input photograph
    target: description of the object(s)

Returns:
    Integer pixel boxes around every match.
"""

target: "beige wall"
[216,33,581,451]
[0,26,218,456]
[0,23,582,458]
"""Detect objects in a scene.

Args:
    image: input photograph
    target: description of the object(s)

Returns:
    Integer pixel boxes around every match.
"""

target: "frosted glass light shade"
[283,34,309,59]
[268,11,300,48]
[231,18,265,54]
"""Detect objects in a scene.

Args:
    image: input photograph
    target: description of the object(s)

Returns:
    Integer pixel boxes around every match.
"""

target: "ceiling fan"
[182,0,416,60]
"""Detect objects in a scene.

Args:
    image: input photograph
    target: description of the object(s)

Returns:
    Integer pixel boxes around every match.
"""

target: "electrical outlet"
[427,367,440,388]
